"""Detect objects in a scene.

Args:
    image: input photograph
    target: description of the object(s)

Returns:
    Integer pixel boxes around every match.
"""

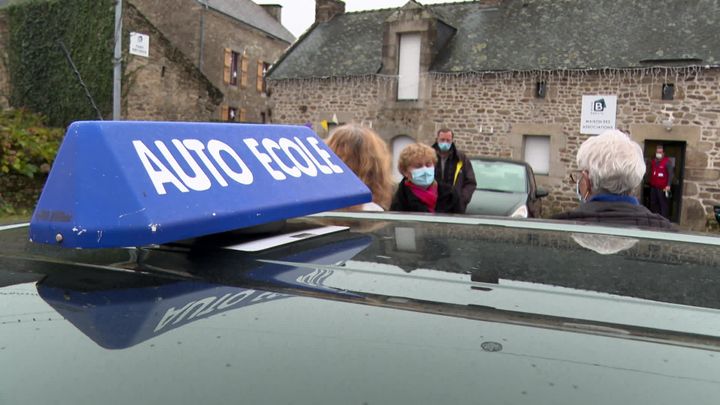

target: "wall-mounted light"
[662,117,674,131]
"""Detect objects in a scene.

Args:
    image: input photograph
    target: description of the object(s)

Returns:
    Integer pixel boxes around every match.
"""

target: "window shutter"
[256,60,264,92]
[221,105,229,121]
[223,48,232,84]
[241,55,249,88]
[239,108,246,122]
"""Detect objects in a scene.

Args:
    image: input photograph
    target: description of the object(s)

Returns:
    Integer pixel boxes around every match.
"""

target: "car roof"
[470,156,531,167]
[4,213,720,327]
[2,213,720,403]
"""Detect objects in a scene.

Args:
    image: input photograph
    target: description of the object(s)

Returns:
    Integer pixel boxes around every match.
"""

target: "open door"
[642,140,685,223]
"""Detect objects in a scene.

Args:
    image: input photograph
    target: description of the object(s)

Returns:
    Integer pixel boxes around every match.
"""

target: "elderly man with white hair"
[553,129,672,229]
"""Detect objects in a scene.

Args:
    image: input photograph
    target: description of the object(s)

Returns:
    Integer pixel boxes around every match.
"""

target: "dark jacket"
[552,200,674,229]
[432,143,477,213]
[390,180,462,214]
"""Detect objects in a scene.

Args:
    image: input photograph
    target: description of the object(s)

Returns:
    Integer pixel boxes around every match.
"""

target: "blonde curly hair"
[397,143,437,175]
[326,124,394,210]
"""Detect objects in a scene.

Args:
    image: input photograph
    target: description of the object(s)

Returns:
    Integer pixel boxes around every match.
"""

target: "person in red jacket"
[649,144,674,219]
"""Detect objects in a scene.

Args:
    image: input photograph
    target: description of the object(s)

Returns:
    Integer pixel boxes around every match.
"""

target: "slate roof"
[269,0,719,80]
[202,0,295,43]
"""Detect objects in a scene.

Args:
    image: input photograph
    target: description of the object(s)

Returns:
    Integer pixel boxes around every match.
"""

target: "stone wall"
[130,0,291,123]
[199,8,288,123]
[268,68,720,230]
[129,0,202,66]
[123,3,221,121]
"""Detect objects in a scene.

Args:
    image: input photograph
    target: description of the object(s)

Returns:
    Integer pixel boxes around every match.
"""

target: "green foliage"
[5,0,114,127]
[0,107,63,214]
[0,107,62,177]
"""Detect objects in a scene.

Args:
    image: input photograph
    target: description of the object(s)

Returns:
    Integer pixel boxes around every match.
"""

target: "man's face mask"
[576,172,590,203]
[438,142,452,152]
[576,178,585,203]
[410,167,435,187]
[656,152,663,159]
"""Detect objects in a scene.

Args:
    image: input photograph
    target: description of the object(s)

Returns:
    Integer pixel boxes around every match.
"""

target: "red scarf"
[406,181,438,212]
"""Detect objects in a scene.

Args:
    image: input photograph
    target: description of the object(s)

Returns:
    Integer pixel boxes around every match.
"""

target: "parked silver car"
[466,157,548,217]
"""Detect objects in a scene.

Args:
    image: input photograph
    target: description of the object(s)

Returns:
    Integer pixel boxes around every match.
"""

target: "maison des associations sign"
[580,95,617,135]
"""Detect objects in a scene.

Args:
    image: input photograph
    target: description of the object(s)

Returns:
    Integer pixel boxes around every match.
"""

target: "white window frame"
[523,135,551,175]
[397,33,421,100]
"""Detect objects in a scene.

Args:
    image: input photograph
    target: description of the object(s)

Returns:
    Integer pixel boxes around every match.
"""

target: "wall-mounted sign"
[129,32,150,57]
[580,95,617,134]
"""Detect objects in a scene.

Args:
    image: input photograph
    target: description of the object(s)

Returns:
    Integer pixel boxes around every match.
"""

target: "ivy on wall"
[5,0,114,127]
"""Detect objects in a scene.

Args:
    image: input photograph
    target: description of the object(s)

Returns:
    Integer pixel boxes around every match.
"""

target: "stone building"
[0,0,294,122]
[267,0,720,230]
[122,3,223,121]
[126,0,294,122]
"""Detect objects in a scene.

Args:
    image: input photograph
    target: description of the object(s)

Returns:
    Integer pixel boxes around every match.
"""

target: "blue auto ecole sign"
[30,121,371,248]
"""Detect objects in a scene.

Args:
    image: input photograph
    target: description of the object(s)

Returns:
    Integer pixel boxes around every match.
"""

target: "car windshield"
[471,160,528,193]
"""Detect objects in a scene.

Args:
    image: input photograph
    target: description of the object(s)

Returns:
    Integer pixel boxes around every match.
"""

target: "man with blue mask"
[432,128,477,213]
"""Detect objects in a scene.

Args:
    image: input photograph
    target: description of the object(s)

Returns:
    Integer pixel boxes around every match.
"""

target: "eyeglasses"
[567,170,586,184]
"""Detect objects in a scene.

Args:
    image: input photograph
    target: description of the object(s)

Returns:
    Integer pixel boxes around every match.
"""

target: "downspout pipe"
[113,0,122,120]
[199,0,208,70]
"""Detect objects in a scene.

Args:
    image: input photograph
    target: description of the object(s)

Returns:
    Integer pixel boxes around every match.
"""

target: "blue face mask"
[576,179,585,203]
[410,167,435,187]
[438,142,452,152]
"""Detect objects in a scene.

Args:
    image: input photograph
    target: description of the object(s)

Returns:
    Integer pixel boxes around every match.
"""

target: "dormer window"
[397,33,421,100]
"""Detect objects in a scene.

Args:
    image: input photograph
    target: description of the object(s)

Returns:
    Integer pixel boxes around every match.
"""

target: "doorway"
[642,140,685,223]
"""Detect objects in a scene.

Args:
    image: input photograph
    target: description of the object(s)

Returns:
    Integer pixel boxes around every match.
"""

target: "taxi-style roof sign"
[30,121,371,248]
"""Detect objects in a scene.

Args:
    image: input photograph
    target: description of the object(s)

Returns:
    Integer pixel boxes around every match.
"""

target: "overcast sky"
[253,0,465,38]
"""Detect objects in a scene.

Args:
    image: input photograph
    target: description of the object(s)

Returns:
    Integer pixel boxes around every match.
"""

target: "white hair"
[576,129,645,195]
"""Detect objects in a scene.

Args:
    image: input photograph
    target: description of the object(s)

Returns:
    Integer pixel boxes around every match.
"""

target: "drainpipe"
[198,0,208,70]
[113,0,122,120]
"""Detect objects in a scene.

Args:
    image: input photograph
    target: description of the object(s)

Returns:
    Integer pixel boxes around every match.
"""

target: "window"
[662,83,675,100]
[523,135,550,175]
[224,49,240,86]
[471,160,528,193]
[257,61,270,93]
[220,106,238,122]
[536,81,547,98]
[397,33,421,100]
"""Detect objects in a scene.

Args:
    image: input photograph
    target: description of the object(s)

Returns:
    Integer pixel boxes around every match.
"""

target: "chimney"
[315,0,345,24]
[260,4,282,23]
